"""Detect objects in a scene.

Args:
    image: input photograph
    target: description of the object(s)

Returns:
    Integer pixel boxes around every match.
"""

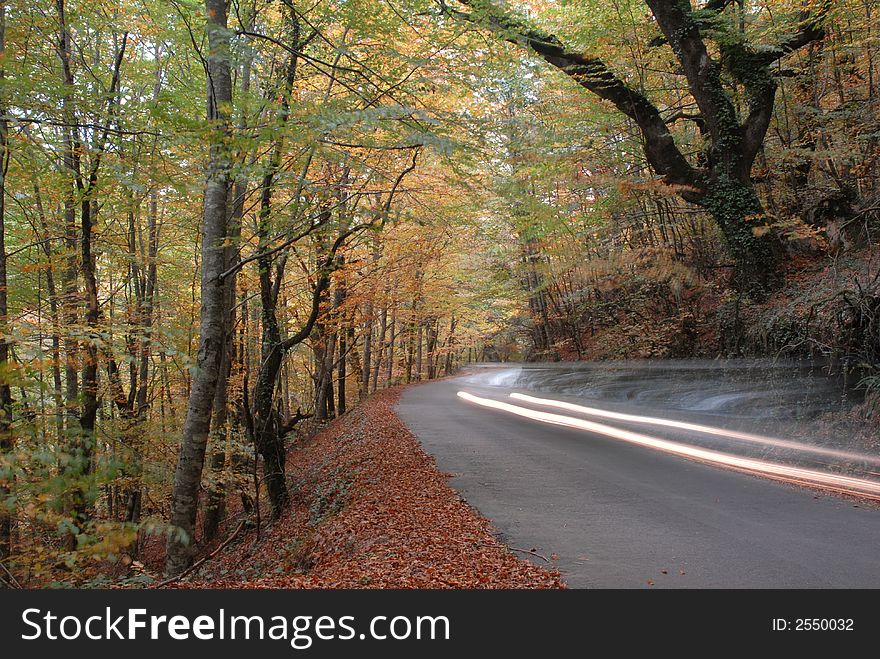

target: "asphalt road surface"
[396,368,880,588]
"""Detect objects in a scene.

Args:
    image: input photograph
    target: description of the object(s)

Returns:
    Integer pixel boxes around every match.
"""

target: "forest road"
[396,375,880,588]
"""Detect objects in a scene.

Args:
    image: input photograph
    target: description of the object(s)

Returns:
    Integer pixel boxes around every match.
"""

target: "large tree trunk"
[700,174,780,294]
[165,0,233,577]
[202,180,242,542]
[202,5,255,542]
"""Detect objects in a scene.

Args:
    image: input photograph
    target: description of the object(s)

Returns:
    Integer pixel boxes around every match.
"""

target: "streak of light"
[509,392,880,467]
[456,391,880,500]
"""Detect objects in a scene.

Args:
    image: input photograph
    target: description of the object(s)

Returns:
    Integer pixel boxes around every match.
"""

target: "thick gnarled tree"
[445,0,830,296]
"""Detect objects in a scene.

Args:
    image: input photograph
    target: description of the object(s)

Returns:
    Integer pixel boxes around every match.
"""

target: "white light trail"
[456,391,880,500]
[509,392,880,467]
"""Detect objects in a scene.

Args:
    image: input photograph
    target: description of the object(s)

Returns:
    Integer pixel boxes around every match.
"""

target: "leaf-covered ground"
[172,388,564,588]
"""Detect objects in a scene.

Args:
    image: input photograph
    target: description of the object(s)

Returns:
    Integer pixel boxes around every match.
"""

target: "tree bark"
[385,308,396,386]
[337,324,347,415]
[415,323,423,382]
[360,304,372,400]
[202,20,253,539]
[371,305,387,393]
[426,320,437,380]
[165,0,233,577]
[56,0,81,545]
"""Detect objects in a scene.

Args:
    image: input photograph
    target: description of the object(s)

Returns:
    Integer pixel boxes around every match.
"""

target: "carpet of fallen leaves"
[174,387,564,589]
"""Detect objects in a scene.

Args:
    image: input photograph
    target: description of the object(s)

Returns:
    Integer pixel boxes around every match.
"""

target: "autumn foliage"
[166,388,563,589]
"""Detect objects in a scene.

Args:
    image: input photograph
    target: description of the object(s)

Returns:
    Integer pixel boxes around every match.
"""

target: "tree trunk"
[385,309,396,386]
[32,181,64,438]
[700,174,780,296]
[165,0,233,577]
[203,165,246,541]
[371,306,387,393]
[337,327,347,414]
[405,325,414,384]
[415,323,423,382]
[426,321,437,380]
[124,189,159,527]
[360,304,372,400]
[201,331,230,542]
[313,325,334,421]
[0,2,13,563]
[57,0,81,548]
[323,337,336,418]
[335,259,347,414]
[443,315,457,376]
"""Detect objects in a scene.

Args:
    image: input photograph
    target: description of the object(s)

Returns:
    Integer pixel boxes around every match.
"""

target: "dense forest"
[0,0,877,585]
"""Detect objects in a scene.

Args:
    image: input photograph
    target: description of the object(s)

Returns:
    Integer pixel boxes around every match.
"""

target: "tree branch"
[217,213,329,282]
[444,0,699,189]
[731,1,831,170]
[645,0,740,167]
[753,0,831,65]
[278,220,373,352]
[86,32,129,190]
[383,147,420,216]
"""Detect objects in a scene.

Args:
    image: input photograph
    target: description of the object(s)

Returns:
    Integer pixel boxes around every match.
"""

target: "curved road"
[396,371,880,588]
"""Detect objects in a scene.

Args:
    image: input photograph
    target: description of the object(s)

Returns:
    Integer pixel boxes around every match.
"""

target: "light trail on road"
[509,392,880,467]
[457,391,880,500]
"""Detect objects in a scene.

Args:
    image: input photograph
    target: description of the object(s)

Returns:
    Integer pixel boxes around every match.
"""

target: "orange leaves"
[180,388,564,590]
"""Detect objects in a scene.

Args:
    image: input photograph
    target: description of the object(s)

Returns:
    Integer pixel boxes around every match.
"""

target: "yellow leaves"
[78,522,139,560]
[753,214,829,250]
[0,359,22,387]
[20,261,53,274]
[617,179,699,200]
